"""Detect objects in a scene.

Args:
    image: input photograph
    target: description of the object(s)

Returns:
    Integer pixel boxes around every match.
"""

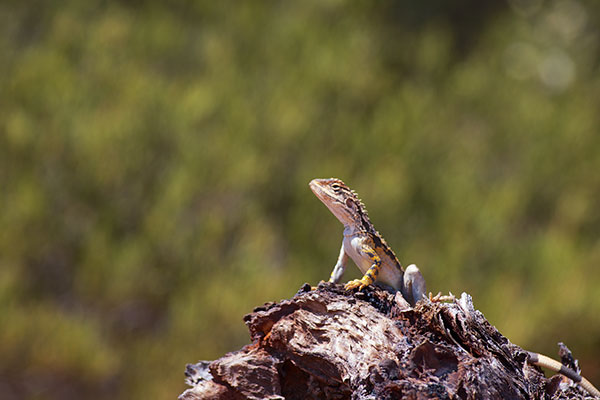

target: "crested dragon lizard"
[309,177,600,398]
[309,177,426,306]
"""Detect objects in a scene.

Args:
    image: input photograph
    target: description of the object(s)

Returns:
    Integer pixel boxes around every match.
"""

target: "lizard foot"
[344,279,369,291]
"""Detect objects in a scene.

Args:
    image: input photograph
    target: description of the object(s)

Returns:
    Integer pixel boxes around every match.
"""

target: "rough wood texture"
[180,283,591,400]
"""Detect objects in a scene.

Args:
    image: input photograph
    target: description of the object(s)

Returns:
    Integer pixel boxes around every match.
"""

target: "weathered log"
[180,282,592,399]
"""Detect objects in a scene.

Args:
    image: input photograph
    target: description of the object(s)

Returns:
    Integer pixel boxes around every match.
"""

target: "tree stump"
[179,282,592,399]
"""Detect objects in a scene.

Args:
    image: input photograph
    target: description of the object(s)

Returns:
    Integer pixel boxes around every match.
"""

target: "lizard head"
[309,178,367,227]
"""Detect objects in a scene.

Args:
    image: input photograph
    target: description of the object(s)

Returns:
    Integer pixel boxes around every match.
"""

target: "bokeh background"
[2,1,600,399]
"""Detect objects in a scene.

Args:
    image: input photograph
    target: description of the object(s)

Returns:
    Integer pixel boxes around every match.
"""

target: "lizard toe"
[344,279,368,291]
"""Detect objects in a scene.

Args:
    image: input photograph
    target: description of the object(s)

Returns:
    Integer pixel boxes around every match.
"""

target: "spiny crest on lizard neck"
[308,178,375,233]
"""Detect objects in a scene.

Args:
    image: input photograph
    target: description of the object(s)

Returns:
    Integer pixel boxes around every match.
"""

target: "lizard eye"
[331,183,340,191]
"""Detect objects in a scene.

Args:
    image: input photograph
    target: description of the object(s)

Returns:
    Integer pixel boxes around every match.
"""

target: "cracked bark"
[179,283,591,400]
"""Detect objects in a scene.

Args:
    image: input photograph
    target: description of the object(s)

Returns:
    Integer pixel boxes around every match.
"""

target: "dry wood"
[180,283,591,400]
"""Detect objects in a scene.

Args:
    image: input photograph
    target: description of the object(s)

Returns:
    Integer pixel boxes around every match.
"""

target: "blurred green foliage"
[1,1,600,398]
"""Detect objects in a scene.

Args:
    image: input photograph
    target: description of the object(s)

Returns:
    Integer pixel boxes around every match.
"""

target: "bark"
[179,282,591,400]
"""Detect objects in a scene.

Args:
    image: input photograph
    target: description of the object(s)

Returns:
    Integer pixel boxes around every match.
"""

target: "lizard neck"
[343,225,361,237]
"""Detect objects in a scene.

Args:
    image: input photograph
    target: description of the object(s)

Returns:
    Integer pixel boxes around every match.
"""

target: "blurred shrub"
[1,1,599,398]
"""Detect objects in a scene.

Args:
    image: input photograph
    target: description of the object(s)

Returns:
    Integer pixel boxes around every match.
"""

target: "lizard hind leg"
[403,264,426,305]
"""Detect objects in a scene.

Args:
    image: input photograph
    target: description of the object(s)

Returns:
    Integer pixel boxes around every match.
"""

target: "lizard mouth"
[309,178,355,226]
[309,179,329,201]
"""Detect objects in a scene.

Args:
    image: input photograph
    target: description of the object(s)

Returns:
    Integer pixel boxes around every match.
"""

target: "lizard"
[309,177,600,398]
[309,177,426,306]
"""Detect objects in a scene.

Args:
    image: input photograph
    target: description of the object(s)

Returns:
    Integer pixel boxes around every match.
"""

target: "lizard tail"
[527,351,600,398]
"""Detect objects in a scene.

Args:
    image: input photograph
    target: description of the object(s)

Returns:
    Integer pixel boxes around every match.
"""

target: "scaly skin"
[309,178,426,306]
[309,177,599,398]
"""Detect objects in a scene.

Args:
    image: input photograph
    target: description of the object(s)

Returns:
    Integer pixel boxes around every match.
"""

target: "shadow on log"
[179,282,591,399]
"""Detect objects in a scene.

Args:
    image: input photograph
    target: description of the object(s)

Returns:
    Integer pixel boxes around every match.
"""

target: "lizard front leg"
[329,241,349,284]
[344,244,381,291]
